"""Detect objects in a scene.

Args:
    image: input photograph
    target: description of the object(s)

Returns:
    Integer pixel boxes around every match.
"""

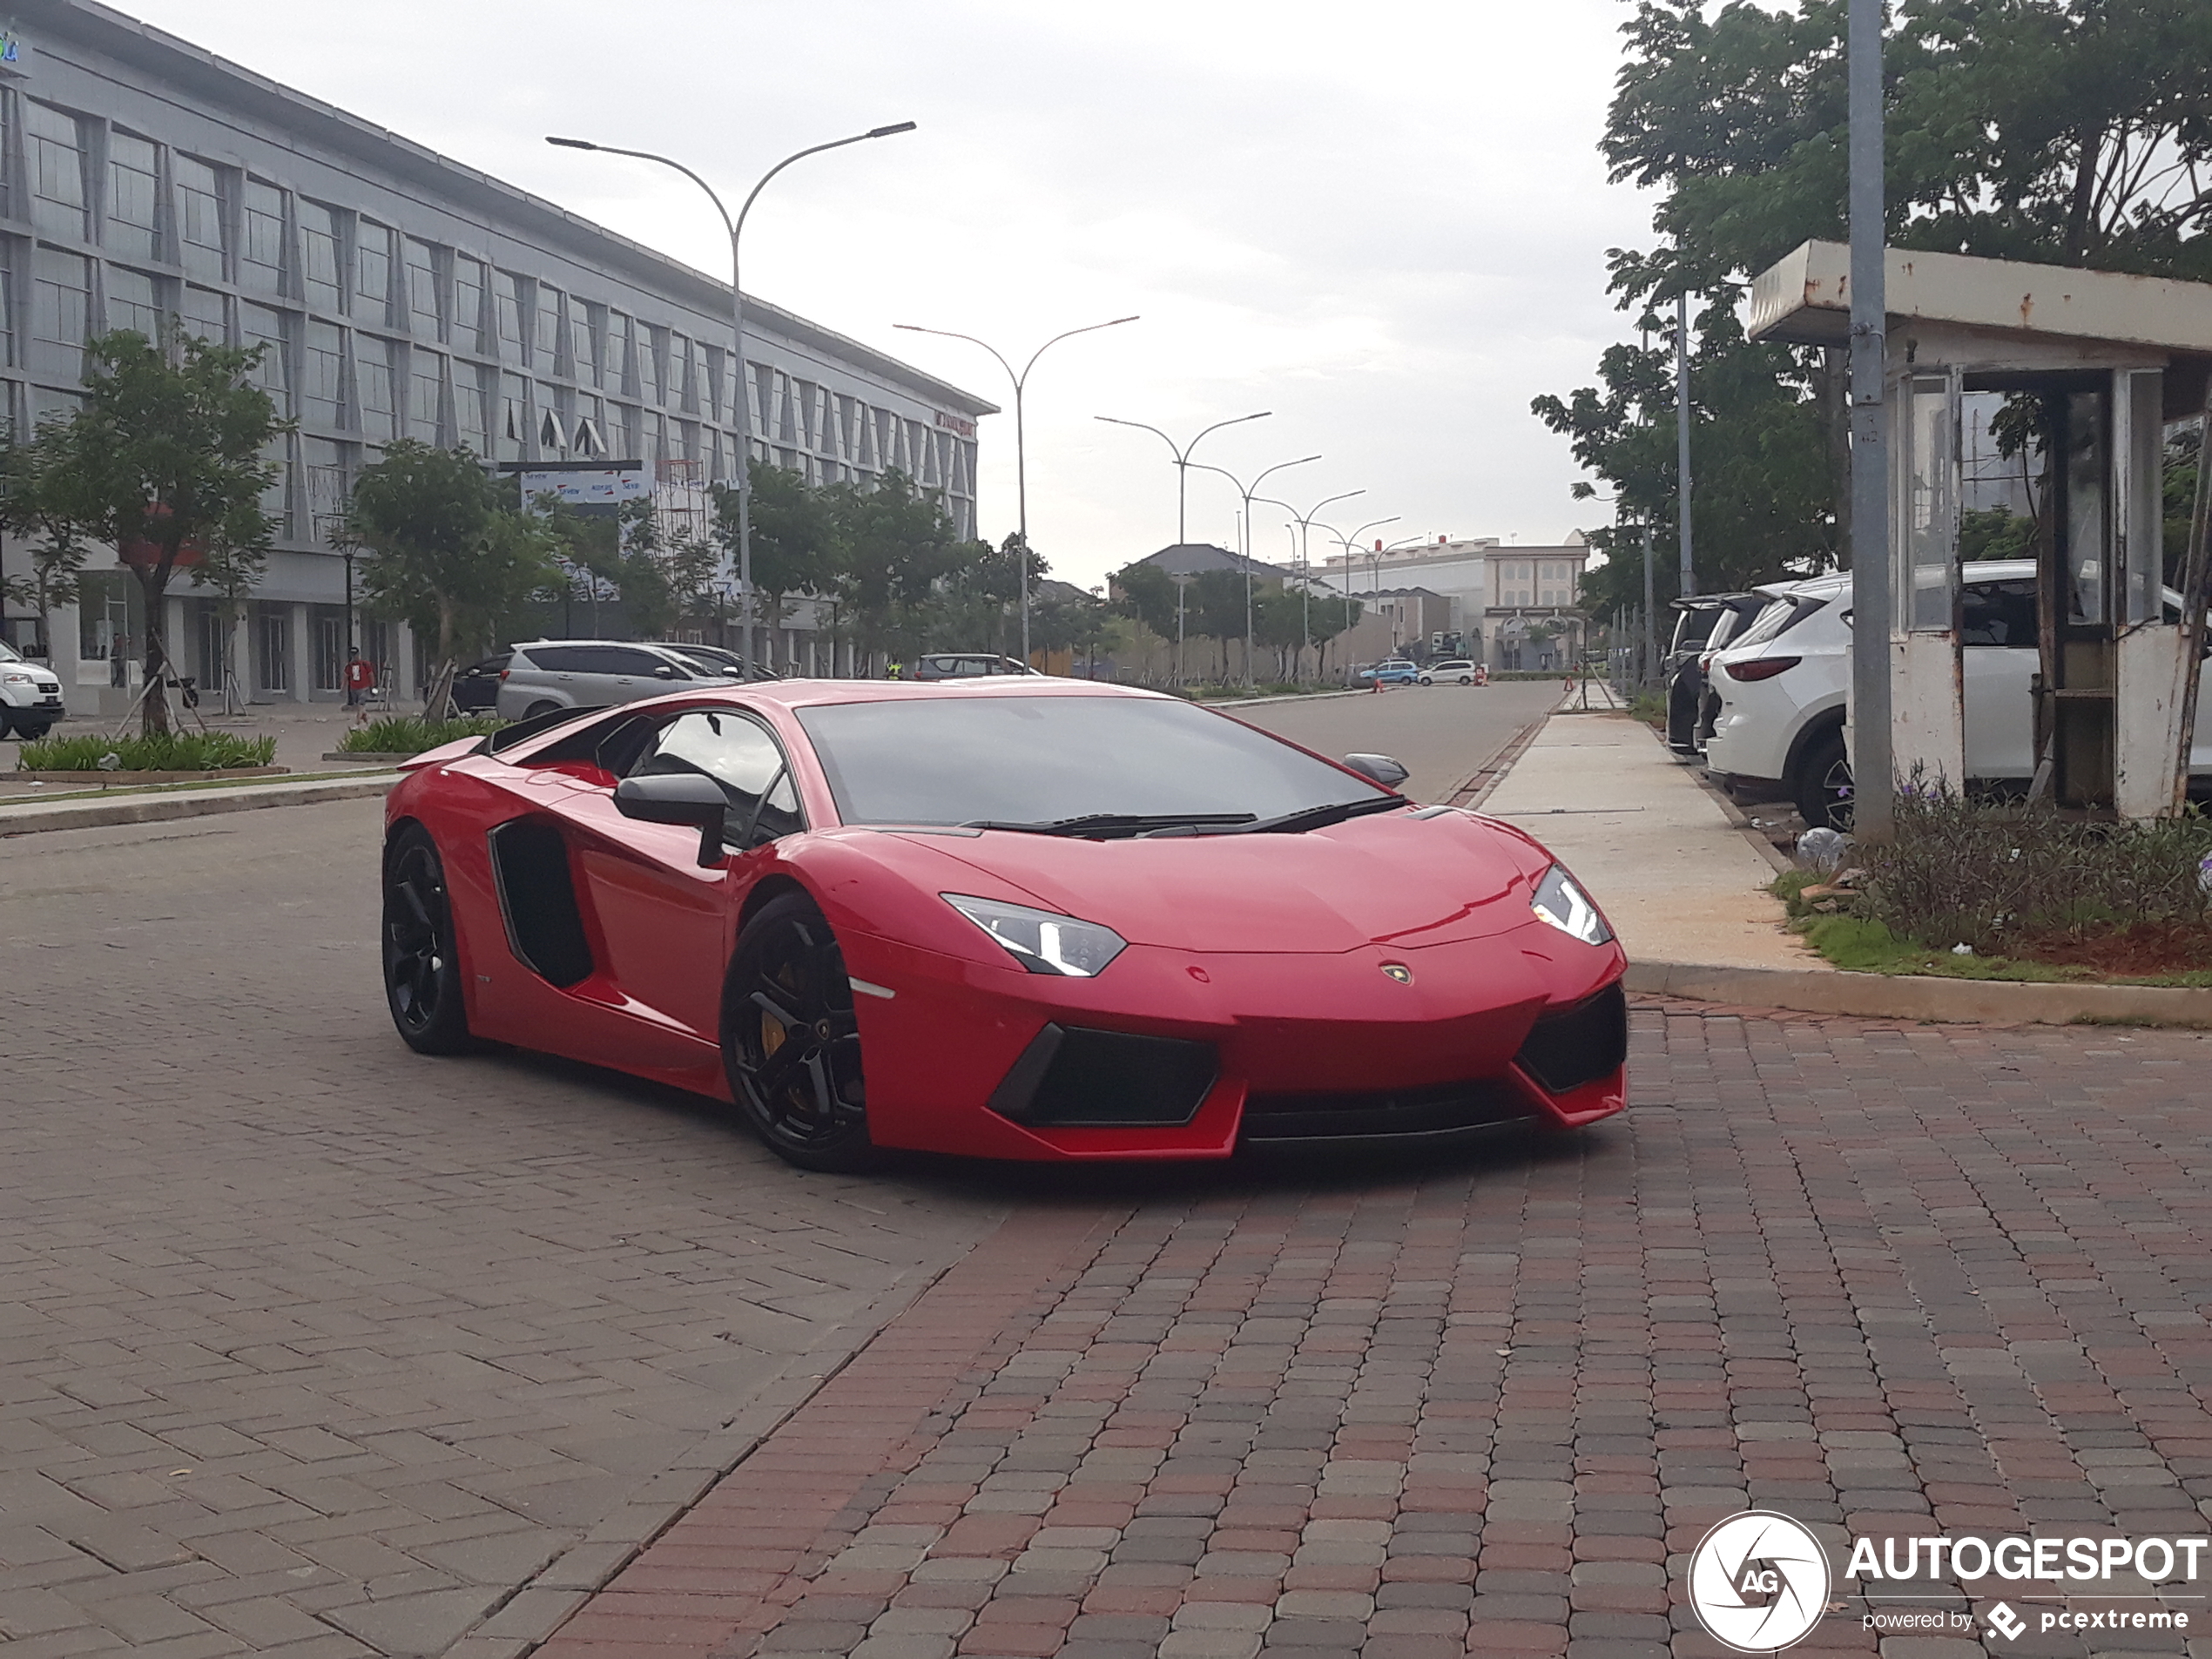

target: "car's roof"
[683,676,1160,711]
[512,637,692,655]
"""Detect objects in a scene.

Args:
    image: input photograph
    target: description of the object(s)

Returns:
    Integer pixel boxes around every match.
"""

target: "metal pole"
[547,125,916,678]
[1848,0,1893,841]
[1641,520,1656,690]
[1676,290,1696,600]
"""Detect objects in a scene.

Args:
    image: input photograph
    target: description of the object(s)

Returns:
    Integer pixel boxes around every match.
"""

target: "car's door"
[567,707,803,1039]
[1960,578,2040,779]
[569,644,682,707]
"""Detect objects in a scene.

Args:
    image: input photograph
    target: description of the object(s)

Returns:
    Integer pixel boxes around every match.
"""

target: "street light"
[1095,412,1271,550]
[1188,455,1320,686]
[1314,517,1400,683]
[547,121,917,675]
[894,316,1138,670]
[1256,489,1362,679]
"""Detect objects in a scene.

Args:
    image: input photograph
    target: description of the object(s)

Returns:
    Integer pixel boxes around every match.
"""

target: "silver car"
[494,639,710,722]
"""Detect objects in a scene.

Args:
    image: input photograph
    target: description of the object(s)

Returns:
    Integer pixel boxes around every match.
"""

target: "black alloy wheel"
[1795,729,1855,833]
[381,823,472,1054]
[722,892,873,1172]
[525,700,561,720]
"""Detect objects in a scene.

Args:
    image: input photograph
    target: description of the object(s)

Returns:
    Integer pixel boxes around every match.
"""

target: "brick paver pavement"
[0,806,1006,1657]
[530,1001,2212,1659]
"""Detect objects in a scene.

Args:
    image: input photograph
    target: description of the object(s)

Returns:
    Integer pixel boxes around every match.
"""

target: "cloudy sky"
[126,0,1658,590]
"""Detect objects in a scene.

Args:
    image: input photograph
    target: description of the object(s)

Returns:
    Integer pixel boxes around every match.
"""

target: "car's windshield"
[0,640,21,664]
[1670,608,1720,653]
[1728,594,1828,651]
[797,695,1391,830]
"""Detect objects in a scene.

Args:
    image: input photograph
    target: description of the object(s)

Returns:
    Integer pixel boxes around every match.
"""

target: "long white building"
[0,0,993,711]
[1320,535,1590,670]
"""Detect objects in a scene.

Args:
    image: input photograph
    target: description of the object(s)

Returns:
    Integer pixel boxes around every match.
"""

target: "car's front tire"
[1794,728,1854,832]
[1418,677,1433,686]
[523,700,562,720]
[722,893,873,1172]
[381,823,473,1055]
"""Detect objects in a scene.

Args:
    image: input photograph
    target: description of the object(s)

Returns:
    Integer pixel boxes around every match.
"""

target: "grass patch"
[1791,912,2212,988]
[335,715,502,755]
[17,730,279,772]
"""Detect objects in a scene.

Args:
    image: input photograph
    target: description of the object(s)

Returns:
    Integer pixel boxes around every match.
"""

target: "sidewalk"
[1484,706,2212,1028]
[1480,708,1819,973]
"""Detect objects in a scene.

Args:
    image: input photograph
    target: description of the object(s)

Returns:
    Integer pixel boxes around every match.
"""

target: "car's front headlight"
[1531,865,1613,946]
[942,894,1127,977]
[2,672,30,685]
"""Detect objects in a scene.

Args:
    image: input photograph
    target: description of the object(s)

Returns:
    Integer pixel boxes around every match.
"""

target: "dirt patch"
[2013,923,2212,978]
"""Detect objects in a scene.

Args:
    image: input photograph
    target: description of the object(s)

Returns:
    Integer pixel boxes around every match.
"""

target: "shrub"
[337,715,502,755]
[17,731,279,772]
[1858,775,2212,955]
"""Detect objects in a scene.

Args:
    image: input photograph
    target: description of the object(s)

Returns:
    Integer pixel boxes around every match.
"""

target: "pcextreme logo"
[1685,1510,2204,1652]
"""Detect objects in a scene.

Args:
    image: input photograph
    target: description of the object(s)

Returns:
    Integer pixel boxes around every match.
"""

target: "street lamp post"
[893,317,1137,670]
[1170,572,1196,687]
[1095,413,1271,550]
[1315,516,1400,682]
[1255,489,1362,679]
[547,122,916,675]
[1187,457,1319,685]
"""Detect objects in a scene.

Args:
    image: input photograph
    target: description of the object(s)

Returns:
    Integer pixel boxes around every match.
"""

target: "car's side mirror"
[614,774,728,867]
[652,664,678,679]
[722,664,746,678]
[1344,753,1410,789]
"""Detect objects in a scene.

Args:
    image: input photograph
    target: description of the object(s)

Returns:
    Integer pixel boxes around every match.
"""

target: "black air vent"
[488,819,594,988]
[988,1026,1217,1128]
[1514,982,1629,1096]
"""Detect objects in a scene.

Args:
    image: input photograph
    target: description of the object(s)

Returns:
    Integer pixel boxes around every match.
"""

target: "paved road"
[0,803,1007,1657]
[536,1007,2212,1659]
[1230,682,1565,805]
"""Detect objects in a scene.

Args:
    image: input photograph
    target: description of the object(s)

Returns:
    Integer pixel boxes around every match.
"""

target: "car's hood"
[894,811,1547,954]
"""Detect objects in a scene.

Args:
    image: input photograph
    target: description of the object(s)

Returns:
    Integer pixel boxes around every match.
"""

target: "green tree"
[825,469,961,671]
[1547,0,2212,616]
[1112,561,1182,643]
[721,462,840,659]
[0,423,95,664]
[30,327,287,732]
[347,441,556,715]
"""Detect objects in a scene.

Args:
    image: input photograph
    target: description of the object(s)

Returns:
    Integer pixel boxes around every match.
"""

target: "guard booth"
[1748,241,2212,819]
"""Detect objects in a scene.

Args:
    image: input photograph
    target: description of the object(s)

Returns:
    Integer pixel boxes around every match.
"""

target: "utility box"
[1748,240,2212,819]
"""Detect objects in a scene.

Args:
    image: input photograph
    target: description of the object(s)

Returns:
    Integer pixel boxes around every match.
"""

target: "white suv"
[1702,559,2212,828]
[0,640,64,738]
[494,639,715,722]
[1418,659,1479,685]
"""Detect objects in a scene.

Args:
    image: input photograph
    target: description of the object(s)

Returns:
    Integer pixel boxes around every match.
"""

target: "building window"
[354,222,392,326]
[671,334,698,412]
[257,604,289,692]
[240,180,285,293]
[0,257,14,368]
[408,350,443,443]
[303,320,342,428]
[240,301,289,417]
[181,284,227,345]
[105,266,163,344]
[498,373,527,462]
[26,101,87,243]
[570,303,598,388]
[356,337,396,439]
[304,435,347,544]
[455,367,488,455]
[30,248,90,380]
[496,273,525,367]
[451,255,485,354]
[703,345,725,424]
[300,200,341,313]
[106,131,159,263]
[403,238,440,340]
[637,328,661,406]
[312,608,346,692]
[607,312,633,395]
[534,284,563,373]
[607,401,635,460]
[259,434,291,536]
[175,156,226,283]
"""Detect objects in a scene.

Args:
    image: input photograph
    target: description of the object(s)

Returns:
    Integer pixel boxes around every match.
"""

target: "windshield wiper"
[1230,795,1411,835]
[962,812,1258,839]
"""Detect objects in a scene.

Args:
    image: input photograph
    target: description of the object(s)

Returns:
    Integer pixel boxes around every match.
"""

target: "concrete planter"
[10,765,292,784]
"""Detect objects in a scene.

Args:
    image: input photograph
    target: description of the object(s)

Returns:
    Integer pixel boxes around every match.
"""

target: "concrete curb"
[0,772,399,836]
[1194,687,1370,709]
[1625,960,2212,1029]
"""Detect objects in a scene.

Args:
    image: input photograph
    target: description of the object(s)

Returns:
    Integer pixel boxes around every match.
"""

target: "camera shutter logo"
[1688,1511,1832,1653]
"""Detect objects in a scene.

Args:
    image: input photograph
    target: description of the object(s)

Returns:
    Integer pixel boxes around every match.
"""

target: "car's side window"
[523,645,583,671]
[1962,580,2038,648]
[630,710,802,844]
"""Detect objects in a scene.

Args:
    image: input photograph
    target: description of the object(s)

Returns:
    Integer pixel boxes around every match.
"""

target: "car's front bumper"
[839,923,1629,1161]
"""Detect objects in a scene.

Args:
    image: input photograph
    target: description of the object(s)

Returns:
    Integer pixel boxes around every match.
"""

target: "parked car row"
[1671,563,2212,829]
[1352,659,1490,686]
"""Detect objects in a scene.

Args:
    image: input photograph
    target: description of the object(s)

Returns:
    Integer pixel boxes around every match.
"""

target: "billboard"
[514,464,651,516]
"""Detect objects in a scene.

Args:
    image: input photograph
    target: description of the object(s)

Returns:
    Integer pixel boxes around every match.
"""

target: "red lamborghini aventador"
[381,679,1627,1169]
